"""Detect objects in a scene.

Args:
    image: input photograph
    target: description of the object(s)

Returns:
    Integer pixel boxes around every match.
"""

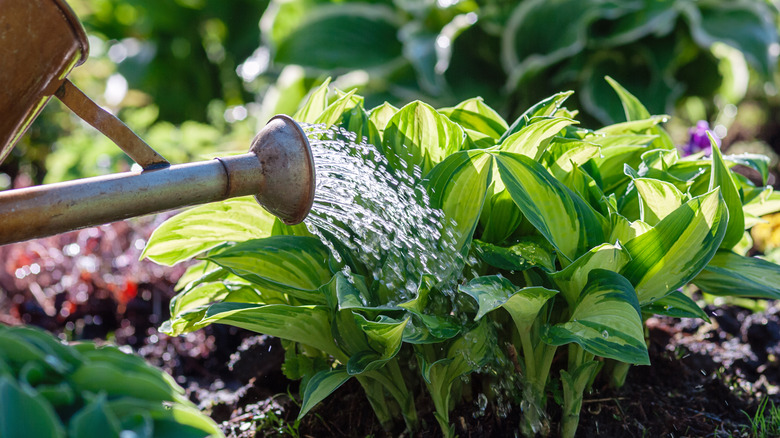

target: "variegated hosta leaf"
[170,283,263,321]
[479,188,524,244]
[550,243,631,307]
[497,117,577,160]
[495,151,607,264]
[294,79,331,123]
[594,115,668,136]
[725,153,771,186]
[709,138,745,249]
[298,367,351,419]
[641,290,710,322]
[543,138,601,181]
[693,251,780,300]
[368,102,399,136]
[438,97,508,148]
[459,276,557,333]
[203,302,342,358]
[542,269,649,365]
[621,189,728,304]
[348,314,408,374]
[473,239,557,273]
[634,178,686,226]
[383,101,465,177]
[315,89,360,127]
[426,151,493,253]
[399,276,462,344]
[608,214,651,246]
[605,76,651,121]
[142,197,275,266]
[743,188,780,218]
[202,236,333,305]
[500,91,574,141]
[423,320,493,432]
[560,360,603,437]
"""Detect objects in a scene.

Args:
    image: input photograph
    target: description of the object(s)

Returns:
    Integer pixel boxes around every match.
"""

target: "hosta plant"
[144,78,780,437]
[0,324,223,438]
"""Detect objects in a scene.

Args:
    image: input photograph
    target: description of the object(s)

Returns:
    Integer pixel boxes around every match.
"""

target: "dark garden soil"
[1,217,778,438]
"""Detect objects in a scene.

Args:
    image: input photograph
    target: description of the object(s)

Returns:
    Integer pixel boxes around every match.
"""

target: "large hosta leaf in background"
[274,4,403,70]
[203,236,332,303]
[426,151,493,252]
[502,0,607,86]
[693,251,780,300]
[495,151,606,264]
[383,101,465,177]
[142,197,275,266]
[621,189,728,304]
[681,0,778,76]
[543,269,649,365]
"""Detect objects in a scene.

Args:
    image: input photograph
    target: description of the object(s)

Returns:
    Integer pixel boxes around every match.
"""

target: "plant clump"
[143,78,780,437]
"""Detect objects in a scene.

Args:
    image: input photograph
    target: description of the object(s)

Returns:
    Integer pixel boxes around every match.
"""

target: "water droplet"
[601,330,609,339]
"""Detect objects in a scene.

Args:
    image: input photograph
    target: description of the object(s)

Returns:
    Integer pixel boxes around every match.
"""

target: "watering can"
[0,0,315,245]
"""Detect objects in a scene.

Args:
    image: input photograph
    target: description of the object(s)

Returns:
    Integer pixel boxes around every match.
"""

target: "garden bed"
[1,218,778,437]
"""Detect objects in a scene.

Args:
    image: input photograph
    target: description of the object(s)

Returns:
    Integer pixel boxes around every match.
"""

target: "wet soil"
[1,218,778,437]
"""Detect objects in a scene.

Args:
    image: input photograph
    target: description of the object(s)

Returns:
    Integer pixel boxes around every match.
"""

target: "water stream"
[301,124,463,302]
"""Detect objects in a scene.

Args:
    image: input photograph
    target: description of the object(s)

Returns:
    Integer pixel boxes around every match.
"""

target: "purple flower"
[681,121,719,156]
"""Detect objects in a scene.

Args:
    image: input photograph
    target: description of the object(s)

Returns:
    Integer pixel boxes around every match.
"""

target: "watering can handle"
[55,79,170,170]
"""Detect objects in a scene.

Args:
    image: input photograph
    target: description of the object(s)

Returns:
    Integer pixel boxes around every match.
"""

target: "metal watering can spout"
[0,0,315,245]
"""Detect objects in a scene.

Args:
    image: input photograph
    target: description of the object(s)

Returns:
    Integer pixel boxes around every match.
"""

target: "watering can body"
[0,0,315,245]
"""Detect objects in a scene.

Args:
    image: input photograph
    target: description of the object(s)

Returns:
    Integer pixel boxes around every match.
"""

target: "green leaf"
[203,302,342,358]
[501,91,574,141]
[693,251,780,300]
[0,377,64,438]
[479,186,526,244]
[203,236,332,304]
[170,283,263,321]
[383,101,465,177]
[543,139,601,181]
[368,102,399,135]
[725,153,770,186]
[142,197,275,266]
[473,238,557,273]
[425,150,492,253]
[348,314,408,374]
[105,399,223,438]
[594,116,669,136]
[709,136,745,249]
[495,151,607,263]
[314,89,360,127]
[642,290,710,322]
[275,4,403,70]
[502,0,604,87]
[70,362,181,404]
[605,76,652,121]
[608,213,651,245]
[743,188,780,218]
[294,79,331,123]
[459,276,557,333]
[634,178,686,226]
[551,243,632,307]
[543,270,649,365]
[439,97,508,148]
[682,0,778,76]
[298,367,351,419]
[69,394,121,438]
[621,189,728,304]
[498,117,577,160]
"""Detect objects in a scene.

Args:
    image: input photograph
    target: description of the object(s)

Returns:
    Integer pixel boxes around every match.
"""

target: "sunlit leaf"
[294,79,331,123]
[298,368,351,419]
[383,101,465,177]
[142,197,275,266]
[495,151,607,263]
[501,91,574,141]
[473,238,557,273]
[459,276,557,333]
[709,137,745,249]
[642,290,710,322]
[621,189,728,304]
[693,251,780,300]
[498,117,577,160]
[543,270,649,365]
[550,243,632,307]
[634,178,686,226]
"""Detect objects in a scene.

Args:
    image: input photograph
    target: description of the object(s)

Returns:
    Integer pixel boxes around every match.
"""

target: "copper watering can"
[0,0,315,245]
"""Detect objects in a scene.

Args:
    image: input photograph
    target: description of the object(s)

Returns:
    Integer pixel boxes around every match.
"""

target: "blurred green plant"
[0,324,223,438]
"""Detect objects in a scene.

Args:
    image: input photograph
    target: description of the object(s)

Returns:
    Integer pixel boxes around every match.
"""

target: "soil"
[1,217,779,438]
